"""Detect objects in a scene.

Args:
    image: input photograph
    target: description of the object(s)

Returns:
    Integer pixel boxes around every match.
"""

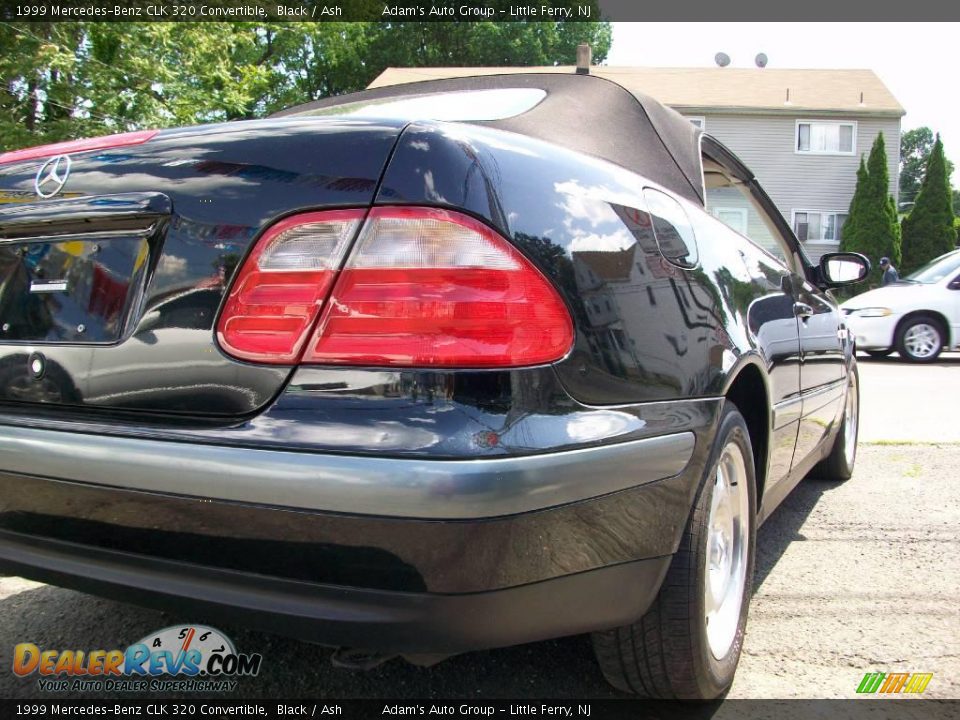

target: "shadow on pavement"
[0,582,618,699]
[753,476,843,590]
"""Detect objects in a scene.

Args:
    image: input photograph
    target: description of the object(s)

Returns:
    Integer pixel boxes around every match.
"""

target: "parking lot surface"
[1,355,958,699]
[858,352,960,443]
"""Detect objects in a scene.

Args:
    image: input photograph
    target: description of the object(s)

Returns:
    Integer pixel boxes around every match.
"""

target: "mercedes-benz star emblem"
[34,154,72,198]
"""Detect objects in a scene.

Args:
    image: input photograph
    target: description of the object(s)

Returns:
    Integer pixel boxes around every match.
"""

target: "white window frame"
[685,116,705,130]
[711,207,748,236]
[795,119,857,156]
[791,209,848,243]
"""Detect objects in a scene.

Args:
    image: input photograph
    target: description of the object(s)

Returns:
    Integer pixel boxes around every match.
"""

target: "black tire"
[864,348,893,358]
[812,363,859,481]
[592,402,757,699]
[896,314,944,363]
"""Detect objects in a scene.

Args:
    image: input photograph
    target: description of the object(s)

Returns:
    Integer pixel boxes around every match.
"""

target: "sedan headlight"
[847,307,893,318]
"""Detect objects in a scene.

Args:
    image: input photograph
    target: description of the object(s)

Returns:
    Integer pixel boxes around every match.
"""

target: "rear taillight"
[217,207,573,368]
[305,207,573,367]
[0,130,159,165]
[216,210,363,363]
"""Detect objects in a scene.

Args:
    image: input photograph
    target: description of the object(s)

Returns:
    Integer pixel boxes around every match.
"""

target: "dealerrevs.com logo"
[13,625,262,693]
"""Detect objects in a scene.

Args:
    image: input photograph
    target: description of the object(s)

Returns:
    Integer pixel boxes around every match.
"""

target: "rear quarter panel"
[377,121,771,405]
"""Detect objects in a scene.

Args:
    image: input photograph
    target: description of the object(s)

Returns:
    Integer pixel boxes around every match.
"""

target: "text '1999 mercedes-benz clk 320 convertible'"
[0,72,869,699]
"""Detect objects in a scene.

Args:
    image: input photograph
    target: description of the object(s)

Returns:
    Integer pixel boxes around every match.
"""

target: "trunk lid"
[0,117,405,416]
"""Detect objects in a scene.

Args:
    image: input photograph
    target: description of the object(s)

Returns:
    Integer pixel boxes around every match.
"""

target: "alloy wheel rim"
[904,323,940,359]
[704,442,750,660]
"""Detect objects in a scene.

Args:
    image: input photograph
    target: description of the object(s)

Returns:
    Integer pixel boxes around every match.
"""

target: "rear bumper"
[0,424,694,519]
[0,422,707,652]
[0,530,669,654]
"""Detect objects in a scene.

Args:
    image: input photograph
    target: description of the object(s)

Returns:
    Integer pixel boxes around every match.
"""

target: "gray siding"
[696,113,900,259]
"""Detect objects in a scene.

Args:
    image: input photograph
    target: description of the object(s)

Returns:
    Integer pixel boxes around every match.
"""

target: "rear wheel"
[897,315,944,363]
[813,364,859,481]
[592,402,756,699]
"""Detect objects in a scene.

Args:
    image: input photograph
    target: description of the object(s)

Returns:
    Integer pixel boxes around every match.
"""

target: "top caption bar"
[1,0,604,22]
[0,0,956,23]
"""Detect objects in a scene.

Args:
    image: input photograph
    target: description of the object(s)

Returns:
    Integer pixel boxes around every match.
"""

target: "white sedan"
[841,249,960,362]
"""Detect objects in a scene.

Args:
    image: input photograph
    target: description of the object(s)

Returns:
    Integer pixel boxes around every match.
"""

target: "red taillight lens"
[0,130,159,165]
[218,207,574,368]
[216,210,363,363]
[303,207,574,368]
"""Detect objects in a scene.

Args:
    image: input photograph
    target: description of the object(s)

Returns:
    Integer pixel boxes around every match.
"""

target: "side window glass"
[642,187,699,268]
[703,157,792,266]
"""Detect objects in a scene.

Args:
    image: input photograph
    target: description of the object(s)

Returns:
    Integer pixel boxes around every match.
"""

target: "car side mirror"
[818,252,871,287]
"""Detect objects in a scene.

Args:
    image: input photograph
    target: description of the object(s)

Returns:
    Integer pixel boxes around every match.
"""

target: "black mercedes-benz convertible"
[0,72,868,699]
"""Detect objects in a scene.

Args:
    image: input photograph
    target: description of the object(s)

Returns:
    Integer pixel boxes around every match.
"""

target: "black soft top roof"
[274,73,705,206]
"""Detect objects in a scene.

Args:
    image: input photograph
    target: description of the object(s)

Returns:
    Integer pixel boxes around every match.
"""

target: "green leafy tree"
[901,135,957,273]
[900,127,934,206]
[0,20,612,152]
[899,126,954,207]
[841,133,901,287]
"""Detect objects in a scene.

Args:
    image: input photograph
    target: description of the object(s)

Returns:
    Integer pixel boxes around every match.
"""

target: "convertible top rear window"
[289,88,547,122]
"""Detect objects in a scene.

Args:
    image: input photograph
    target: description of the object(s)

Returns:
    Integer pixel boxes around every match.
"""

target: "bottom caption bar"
[3,700,959,720]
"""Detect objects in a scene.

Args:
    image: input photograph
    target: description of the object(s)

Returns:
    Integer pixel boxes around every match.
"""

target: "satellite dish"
[755,53,768,68]
[715,52,731,68]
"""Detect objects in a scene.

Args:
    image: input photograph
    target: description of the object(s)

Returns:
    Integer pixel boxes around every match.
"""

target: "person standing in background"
[879,257,899,286]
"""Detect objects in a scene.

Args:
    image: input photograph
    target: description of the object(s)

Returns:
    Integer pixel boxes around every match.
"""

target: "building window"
[686,116,705,130]
[793,210,848,242]
[796,121,856,155]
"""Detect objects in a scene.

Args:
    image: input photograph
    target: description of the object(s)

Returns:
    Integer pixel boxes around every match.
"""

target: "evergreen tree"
[901,135,957,273]
[840,158,868,253]
[900,127,955,207]
[888,195,902,258]
[841,133,901,286]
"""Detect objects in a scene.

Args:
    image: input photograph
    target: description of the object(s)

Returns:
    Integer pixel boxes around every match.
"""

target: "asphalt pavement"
[857,351,960,443]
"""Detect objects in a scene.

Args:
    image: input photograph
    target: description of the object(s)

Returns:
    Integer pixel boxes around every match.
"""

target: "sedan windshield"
[904,251,960,284]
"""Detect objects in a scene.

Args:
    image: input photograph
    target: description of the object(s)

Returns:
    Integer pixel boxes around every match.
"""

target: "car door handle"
[793,302,814,319]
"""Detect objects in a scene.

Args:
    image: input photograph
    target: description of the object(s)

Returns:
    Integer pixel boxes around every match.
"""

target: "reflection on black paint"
[88,262,130,326]
[265,366,714,457]
[0,354,81,404]
[0,236,146,343]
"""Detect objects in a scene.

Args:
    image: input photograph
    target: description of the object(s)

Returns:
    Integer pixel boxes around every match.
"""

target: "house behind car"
[370,66,904,264]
